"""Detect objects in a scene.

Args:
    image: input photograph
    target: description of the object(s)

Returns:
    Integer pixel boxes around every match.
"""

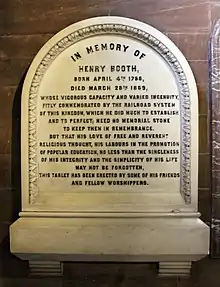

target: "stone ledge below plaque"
[10,216,209,264]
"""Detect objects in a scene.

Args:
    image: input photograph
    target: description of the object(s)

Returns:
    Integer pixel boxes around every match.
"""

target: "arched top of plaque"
[22,16,198,213]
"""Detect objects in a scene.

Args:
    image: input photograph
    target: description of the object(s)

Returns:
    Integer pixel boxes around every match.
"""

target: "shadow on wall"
[11,71,28,222]
[0,71,29,279]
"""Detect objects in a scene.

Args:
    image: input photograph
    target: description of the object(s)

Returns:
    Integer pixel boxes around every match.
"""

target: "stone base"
[159,262,191,277]
[29,261,63,276]
[10,214,209,276]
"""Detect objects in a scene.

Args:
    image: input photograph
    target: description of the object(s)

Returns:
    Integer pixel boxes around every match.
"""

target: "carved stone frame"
[210,19,220,256]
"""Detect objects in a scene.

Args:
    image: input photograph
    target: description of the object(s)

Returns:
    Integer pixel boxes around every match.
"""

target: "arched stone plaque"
[10,16,209,277]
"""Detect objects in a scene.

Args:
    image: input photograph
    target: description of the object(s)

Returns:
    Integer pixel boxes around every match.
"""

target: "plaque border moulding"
[28,22,191,205]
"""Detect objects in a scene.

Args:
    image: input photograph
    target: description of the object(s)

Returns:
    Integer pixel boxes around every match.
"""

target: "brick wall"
[0,0,218,242]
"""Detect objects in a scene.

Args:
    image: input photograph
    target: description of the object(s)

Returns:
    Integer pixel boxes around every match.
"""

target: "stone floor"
[0,238,219,287]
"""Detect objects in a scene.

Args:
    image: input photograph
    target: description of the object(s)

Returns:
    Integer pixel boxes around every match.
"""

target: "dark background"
[0,0,219,286]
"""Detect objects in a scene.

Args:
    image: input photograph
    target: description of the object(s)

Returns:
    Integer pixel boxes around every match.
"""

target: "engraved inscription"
[37,38,181,193]
[28,24,191,204]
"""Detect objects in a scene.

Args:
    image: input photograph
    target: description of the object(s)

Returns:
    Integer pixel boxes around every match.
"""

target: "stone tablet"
[23,18,195,212]
[11,16,209,277]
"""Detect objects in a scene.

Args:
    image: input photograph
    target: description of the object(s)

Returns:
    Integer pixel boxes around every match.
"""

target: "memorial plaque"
[10,17,209,276]
[22,17,196,212]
